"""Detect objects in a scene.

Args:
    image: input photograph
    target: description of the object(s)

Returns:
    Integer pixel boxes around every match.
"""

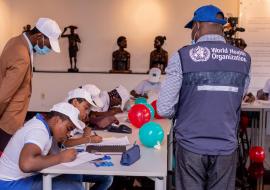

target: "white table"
[41,114,172,190]
[241,101,270,190]
[241,101,269,147]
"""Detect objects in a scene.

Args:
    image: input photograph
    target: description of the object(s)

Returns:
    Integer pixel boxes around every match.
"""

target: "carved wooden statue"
[110,36,131,73]
[149,36,168,73]
[61,25,81,72]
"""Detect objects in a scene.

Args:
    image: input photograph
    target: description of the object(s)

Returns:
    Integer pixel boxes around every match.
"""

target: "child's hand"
[90,135,102,143]
[83,127,92,138]
[59,149,77,163]
[110,107,122,114]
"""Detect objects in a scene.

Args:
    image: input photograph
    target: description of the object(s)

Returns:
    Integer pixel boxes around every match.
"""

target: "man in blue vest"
[157,5,251,190]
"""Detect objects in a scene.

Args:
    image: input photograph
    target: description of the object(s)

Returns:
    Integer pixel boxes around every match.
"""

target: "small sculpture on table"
[110,36,132,73]
[61,25,81,72]
[149,36,168,74]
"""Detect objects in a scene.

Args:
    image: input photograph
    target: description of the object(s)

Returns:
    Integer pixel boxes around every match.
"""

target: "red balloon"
[249,146,265,163]
[151,100,163,119]
[248,163,264,179]
[240,115,249,130]
[128,104,151,128]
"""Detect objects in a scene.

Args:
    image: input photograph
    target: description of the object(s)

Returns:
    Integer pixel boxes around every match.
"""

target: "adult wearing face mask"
[0,18,61,153]
[157,5,251,190]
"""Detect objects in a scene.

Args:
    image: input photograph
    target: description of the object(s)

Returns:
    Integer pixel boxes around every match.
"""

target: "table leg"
[43,174,59,190]
[168,128,173,171]
[155,177,166,190]
[43,174,52,190]
[262,110,266,147]
[256,177,263,190]
[251,115,256,146]
[259,109,264,146]
[264,110,270,169]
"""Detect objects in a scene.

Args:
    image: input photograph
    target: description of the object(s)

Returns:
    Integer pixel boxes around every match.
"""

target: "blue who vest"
[175,41,251,155]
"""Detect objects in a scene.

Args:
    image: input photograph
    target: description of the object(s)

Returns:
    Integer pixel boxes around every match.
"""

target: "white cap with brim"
[50,102,84,130]
[36,18,61,53]
[116,85,130,110]
[81,84,104,108]
[148,68,161,83]
[66,88,98,108]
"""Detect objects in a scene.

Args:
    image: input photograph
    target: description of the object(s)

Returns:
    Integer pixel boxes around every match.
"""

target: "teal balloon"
[135,97,147,105]
[139,122,164,148]
[126,104,131,111]
[145,103,155,119]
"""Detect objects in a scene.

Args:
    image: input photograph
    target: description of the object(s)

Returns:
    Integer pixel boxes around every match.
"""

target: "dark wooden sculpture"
[61,25,81,72]
[110,36,131,73]
[149,36,168,73]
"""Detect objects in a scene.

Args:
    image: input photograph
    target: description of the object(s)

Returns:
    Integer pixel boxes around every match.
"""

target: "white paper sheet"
[87,136,130,146]
[61,152,103,167]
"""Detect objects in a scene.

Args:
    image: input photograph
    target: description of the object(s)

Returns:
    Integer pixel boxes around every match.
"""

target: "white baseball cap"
[148,68,161,83]
[66,88,98,108]
[115,85,130,110]
[36,18,61,53]
[50,102,84,130]
[81,84,104,108]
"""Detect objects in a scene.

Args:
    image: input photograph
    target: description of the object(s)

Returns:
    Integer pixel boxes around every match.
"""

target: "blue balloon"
[139,122,164,148]
[144,103,155,119]
[135,97,147,105]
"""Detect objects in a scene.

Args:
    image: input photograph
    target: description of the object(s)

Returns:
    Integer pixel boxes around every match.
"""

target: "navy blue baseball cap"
[185,5,227,29]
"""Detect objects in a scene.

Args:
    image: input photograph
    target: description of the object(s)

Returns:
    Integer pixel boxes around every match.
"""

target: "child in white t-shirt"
[63,88,103,147]
[63,87,113,190]
[130,67,161,99]
[90,85,130,118]
[0,102,84,190]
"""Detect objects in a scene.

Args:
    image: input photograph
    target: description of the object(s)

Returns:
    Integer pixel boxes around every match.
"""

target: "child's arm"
[63,127,102,147]
[19,143,77,173]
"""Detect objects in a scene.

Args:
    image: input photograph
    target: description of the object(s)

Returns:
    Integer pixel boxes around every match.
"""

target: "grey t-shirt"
[263,79,270,93]
[134,80,161,95]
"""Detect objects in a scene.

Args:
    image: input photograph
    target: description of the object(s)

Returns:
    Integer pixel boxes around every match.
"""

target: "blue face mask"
[34,37,51,55]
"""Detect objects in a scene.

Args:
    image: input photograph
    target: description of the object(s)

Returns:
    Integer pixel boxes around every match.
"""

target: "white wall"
[30,72,166,111]
[239,0,270,93]
[8,0,239,72]
[0,0,11,51]
[5,0,239,111]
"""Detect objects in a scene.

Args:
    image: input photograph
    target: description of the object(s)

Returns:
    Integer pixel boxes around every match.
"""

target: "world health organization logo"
[189,46,210,62]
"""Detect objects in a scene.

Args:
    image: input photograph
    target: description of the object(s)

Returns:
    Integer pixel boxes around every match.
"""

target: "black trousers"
[175,143,237,190]
[0,128,12,152]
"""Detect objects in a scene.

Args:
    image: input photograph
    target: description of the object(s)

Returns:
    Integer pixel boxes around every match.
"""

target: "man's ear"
[192,22,197,30]
[72,99,79,107]
[53,115,61,125]
[49,116,61,134]
[196,22,200,30]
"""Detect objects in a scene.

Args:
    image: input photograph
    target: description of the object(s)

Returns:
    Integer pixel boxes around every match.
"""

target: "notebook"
[86,145,126,154]
[87,136,130,146]
[86,136,130,154]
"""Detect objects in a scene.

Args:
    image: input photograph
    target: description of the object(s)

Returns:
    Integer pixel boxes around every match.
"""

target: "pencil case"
[120,144,140,166]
